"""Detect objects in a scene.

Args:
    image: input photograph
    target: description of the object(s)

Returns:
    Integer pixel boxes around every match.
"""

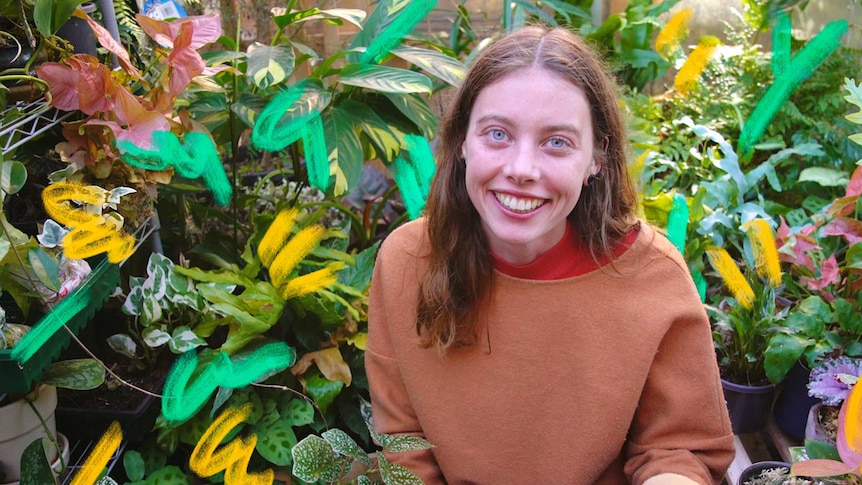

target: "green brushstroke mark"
[160,342,296,427]
[667,193,689,255]
[738,12,847,157]
[252,85,329,191]
[390,134,436,220]
[119,131,233,206]
[360,0,436,65]
[10,288,89,362]
[691,268,707,303]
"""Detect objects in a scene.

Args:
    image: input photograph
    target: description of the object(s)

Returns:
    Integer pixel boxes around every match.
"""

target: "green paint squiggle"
[360,0,436,65]
[251,86,329,191]
[119,131,233,206]
[161,342,296,427]
[738,12,847,156]
[390,134,436,220]
[666,193,689,255]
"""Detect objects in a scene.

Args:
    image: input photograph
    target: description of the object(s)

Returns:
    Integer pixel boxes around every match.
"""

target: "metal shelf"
[0,97,73,153]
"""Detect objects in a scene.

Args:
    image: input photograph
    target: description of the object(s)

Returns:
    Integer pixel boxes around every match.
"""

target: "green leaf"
[282,398,315,427]
[339,64,432,94]
[764,334,811,384]
[846,242,862,270]
[141,295,163,325]
[106,333,138,359]
[390,45,466,87]
[369,425,433,453]
[275,7,366,29]
[798,167,849,187]
[337,241,380,289]
[291,435,350,483]
[167,326,206,353]
[142,327,171,348]
[124,450,146,482]
[28,247,60,292]
[34,0,81,35]
[247,43,295,90]
[383,93,437,139]
[305,372,343,415]
[144,466,191,485]
[36,219,68,248]
[352,102,404,164]
[322,428,373,467]
[0,159,26,196]
[805,438,841,461]
[323,103,364,195]
[18,438,54,484]
[42,358,106,390]
[347,0,410,53]
[377,452,424,485]
[254,418,297,466]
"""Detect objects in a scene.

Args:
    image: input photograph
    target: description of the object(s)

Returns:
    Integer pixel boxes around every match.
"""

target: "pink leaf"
[776,217,819,270]
[791,459,857,478]
[136,14,221,49]
[838,389,862,472]
[823,217,862,245]
[166,22,205,99]
[75,8,140,77]
[848,165,862,198]
[827,195,860,218]
[800,254,840,291]
[35,56,116,114]
[87,89,170,150]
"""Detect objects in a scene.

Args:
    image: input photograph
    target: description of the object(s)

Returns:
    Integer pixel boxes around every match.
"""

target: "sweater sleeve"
[624,267,735,484]
[365,239,445,484]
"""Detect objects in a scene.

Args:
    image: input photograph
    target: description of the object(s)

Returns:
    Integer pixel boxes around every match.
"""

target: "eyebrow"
[474,114,584,142]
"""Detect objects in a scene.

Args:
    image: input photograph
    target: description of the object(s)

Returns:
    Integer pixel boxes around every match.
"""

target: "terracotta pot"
[0,385,58,484]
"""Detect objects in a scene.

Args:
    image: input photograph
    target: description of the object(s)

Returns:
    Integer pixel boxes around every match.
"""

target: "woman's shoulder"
[626,220,691,276]
[377,217,431,262]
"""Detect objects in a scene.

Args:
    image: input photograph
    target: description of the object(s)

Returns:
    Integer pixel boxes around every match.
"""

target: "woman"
[366,25,734,484]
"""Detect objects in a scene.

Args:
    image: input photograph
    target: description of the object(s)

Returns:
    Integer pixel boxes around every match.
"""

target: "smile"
[494,192,546,213]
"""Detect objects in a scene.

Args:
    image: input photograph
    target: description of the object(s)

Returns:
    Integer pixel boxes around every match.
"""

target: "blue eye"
[548,137,568,149]
[489,129,506,141]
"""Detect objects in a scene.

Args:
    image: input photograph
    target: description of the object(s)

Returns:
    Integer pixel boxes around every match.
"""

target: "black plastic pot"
[722,378,777,434]
[55,2,97,56]
[737,461,791,485]
[773,361,818,440]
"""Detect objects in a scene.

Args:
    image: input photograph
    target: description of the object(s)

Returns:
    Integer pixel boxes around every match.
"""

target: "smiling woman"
[365,25,735,484]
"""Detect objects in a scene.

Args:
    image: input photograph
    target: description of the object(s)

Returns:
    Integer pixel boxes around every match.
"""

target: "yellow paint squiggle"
[42,182,135,263]
[190,403,274,484]
[70,421,122,485]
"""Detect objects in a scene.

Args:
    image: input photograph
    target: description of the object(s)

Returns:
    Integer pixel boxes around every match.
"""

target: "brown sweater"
[366,218,735,484]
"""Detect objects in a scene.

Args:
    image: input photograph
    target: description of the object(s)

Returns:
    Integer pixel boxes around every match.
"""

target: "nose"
[503,145,539,184]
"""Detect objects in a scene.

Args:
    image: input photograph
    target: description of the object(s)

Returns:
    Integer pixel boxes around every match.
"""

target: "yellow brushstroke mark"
[70,421,122,485]
[269,225,326,289]
[655,7,693,59]
[189,404,274,484]
[280,267,339,300]
[706,246,755,309]
[845,377,862,457]
[42,182,135,263]
[258,209,297,267]
[674,36,721,95]
[742,219,783,287]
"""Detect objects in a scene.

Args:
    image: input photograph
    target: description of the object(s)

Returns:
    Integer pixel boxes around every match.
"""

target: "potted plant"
[0,319,104,484]
[706,218,789,433]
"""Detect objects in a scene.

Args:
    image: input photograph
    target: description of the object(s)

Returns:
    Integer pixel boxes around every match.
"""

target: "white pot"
[0,385,58,484]
[1,433,69,485]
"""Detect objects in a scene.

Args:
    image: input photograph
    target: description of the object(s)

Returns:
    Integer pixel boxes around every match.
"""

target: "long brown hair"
[417,25,639,352]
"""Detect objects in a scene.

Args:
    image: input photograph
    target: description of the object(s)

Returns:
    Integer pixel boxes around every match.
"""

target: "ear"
[460,142,466,161]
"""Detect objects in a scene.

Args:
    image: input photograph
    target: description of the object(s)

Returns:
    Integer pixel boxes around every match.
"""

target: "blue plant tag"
[142,0,186,20]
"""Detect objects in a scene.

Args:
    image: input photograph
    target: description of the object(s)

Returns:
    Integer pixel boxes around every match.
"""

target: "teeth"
[495,192,544,213]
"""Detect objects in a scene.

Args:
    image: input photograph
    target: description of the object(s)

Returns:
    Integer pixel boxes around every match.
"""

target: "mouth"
[493,192,546,214]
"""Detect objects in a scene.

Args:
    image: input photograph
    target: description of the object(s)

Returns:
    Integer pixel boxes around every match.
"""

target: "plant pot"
[737,461,791,485]
[0,385,58,484]
[772,361,819,440]
[55,2,98,56]
[2,432,69,485]
[722,378,777,434]
[805,402,837,445]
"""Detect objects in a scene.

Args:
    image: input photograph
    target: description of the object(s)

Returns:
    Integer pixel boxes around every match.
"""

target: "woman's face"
[462,66,597,265]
